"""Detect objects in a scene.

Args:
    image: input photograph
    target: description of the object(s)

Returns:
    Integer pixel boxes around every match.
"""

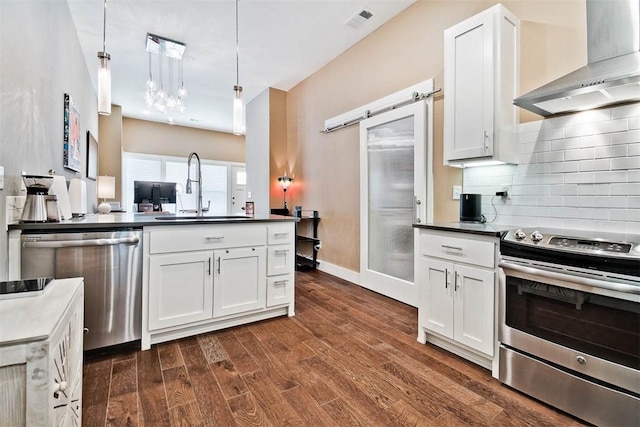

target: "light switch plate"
[452,185,462,200]
[0,166,4,190]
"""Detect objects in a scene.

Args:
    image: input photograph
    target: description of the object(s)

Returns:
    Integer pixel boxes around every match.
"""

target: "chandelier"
[144,33,187,125]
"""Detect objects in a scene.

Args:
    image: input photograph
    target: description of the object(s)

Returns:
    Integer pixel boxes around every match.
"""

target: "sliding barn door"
[359,100,431,306]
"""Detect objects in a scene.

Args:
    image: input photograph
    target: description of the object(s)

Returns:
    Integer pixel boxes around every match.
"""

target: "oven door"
[498,259,640,395]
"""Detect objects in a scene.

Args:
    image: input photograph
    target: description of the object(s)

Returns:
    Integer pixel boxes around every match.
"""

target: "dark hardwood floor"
[83,270,586,426]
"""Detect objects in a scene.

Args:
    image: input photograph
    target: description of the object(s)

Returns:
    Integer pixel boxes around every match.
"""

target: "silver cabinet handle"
[414,196,421,223]
[442,244,463,251]
[274,249,290,255]
[273,280,288,286]
[22,236,139,248]
[217,257,221,275]
[454,272,459,291]
[445,268,449,289]
[208,257,212,276]
[484,130,490,153]
[274,232,289,237]
[205,236,224,242]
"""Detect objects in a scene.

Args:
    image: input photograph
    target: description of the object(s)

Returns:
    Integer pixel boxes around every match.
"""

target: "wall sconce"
[97,175,115,214]
[277,175,293,212]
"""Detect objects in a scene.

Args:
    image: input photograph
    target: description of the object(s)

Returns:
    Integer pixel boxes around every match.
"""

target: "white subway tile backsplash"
[594,170,627,183]
[611,130,640,145]
[611,157,640,170]
[595,145,627,159]
[463,105,638,229]
[611,183,640,195]
[579,159,610,172]
[564,119,627,138]
[577,184,610,196]
[565,148,594,161]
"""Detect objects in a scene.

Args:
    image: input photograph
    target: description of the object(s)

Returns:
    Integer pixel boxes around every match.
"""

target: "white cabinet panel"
[267,245,295,276]
[267,224,294,245]
[420,233,495,268]
[149,224,266,254]
[214,247,266,318]
[148,251,213,330]
[422,257,454,338]
[267,274,294,307]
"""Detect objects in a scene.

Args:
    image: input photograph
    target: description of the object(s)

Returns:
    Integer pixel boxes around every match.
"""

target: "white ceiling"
[67,0,416,133]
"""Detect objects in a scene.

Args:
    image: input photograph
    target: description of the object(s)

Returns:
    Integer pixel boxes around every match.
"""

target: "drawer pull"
[274,232,289,237]
[441,244,463,252]
[273,280,288,286]
[274,249,290,255]
[205,236,224,242]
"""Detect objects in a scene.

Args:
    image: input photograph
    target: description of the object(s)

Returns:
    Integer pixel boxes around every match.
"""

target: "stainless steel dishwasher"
[21,229,142,351]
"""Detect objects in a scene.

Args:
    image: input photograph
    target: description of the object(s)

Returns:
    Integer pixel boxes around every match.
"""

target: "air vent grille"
[346,9,374,29]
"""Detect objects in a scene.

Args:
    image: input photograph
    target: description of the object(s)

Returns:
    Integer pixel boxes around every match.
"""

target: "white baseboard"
[316,258,360,285]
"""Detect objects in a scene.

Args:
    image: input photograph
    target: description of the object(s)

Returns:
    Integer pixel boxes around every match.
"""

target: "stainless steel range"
[498,228,640,427]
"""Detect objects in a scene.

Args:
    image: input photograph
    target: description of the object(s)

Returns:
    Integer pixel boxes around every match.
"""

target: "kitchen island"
[9,213,297,351]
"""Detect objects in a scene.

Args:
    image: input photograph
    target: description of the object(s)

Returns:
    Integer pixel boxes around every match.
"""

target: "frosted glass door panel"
[367,115,415,283]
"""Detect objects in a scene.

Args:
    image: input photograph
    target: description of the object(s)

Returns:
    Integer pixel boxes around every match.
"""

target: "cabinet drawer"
[267,245,295,276]
[420,233,495,268]
[267,274,294,307]
[149,224,266,254]
[268,224,294,245]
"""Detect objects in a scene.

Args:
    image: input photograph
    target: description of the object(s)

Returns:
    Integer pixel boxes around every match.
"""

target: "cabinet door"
[149,251,213,330]
[422,258,454,339]
[452,264,495,355]
[214,247,266,317]
[444,9,494,161]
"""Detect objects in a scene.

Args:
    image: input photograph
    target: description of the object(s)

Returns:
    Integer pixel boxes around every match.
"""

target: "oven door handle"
[22,236,140,248]
[498,261,640,295]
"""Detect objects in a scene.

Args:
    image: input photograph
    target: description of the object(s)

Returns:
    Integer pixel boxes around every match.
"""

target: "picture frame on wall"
[63,93,81,172]
[86,131,98,180]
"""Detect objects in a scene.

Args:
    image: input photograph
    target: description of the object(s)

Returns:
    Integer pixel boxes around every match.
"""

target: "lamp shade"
[277,176,293,190]
[97,175,115,199]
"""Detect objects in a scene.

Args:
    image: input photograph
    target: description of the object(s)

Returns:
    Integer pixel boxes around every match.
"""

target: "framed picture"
[86,131,98,180]
[63,93,81,172]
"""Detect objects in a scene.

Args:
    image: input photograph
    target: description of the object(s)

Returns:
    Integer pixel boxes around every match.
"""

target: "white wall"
[245,89,270,216]
[463,103,640,234]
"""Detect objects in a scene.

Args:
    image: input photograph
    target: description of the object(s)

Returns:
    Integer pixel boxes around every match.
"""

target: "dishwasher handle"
[22,236,140,249]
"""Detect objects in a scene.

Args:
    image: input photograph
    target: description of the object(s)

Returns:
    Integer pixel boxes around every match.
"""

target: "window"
[122,152,245,214]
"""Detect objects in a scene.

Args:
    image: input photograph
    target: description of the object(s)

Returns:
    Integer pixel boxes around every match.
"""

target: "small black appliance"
[459,193,483,222]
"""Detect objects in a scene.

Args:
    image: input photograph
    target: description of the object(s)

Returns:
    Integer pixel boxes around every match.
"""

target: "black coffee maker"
[460,193,483,222]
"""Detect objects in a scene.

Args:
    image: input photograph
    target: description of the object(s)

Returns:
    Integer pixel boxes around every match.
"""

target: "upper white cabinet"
[444,4,520,166]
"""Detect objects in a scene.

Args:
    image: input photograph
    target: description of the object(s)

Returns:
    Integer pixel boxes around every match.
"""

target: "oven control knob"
[531,231,543,242]
[514,229,526,240]
[576,355,587,365]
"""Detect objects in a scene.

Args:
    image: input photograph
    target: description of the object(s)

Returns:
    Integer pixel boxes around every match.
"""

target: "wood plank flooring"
[83,270,586,426]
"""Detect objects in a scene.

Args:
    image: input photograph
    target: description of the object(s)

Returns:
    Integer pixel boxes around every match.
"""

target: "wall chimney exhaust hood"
[514,0,640,117]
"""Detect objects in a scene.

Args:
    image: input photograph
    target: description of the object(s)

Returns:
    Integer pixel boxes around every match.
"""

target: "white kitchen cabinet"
[142,221,295,350]
[148,251,214,330]
[0,278,84,426]
[213,246,266,317]
[417,229,498,371]
[444,4,519,166]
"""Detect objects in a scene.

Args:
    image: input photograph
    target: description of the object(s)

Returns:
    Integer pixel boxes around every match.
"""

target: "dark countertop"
[413,222,513,237]
[9,212,296,232]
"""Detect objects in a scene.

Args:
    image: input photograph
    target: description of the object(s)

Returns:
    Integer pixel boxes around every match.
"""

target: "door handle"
[414,196,421,223]
[445,268,449,289]
[208,257,212,276]
[217,257,221,275]
[22,236,139,248]
[454,272,459,291]
[483,130,490,153]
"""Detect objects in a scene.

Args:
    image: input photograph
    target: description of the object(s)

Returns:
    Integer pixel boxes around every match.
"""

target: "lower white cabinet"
[148,251,214,330]
[142,222,295,350]
[213,247,266,317]
[0,278,84,426]
[417,228,498,372]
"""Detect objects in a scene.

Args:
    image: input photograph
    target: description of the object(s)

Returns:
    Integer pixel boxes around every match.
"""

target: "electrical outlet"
[501,184,511,199]
[452,185,462,200]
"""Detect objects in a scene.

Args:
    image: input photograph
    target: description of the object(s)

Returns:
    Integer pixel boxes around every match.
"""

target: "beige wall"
[268,89,289,210]
[122,118,245,162]
[99,105,123,202]
[286,0,587,272]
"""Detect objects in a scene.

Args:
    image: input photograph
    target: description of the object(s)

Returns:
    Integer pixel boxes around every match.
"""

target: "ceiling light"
[144,33,187,125]
[233,0,245,135]
[97,0,111,115]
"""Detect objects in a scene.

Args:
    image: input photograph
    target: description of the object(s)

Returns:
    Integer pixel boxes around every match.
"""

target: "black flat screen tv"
[134,180,177,212]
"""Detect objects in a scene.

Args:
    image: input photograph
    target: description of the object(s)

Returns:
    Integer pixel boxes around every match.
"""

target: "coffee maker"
[21,175,59,222]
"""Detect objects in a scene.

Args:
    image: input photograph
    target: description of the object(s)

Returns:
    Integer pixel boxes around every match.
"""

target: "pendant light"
[232,0,245,135]
[97,0,111,115]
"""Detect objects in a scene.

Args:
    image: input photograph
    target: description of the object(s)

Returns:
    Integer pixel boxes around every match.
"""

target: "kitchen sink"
[154,215,251,221]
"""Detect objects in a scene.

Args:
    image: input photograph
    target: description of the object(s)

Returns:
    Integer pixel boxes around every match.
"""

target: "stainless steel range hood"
[514,0,640,117]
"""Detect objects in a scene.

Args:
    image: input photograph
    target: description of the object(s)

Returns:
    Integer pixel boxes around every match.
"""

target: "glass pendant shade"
[97,52,111,115]
[233,85,245,135]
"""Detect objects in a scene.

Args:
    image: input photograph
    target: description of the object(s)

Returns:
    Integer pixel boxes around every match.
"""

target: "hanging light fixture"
[144,33,187,124]
[233,0,245,135]
[97,0,111,115]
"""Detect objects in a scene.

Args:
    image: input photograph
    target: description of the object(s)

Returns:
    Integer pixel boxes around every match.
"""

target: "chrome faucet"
[186,152,203,216]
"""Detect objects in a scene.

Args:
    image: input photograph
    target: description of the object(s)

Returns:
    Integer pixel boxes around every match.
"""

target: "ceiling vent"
[346,9,374,29]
